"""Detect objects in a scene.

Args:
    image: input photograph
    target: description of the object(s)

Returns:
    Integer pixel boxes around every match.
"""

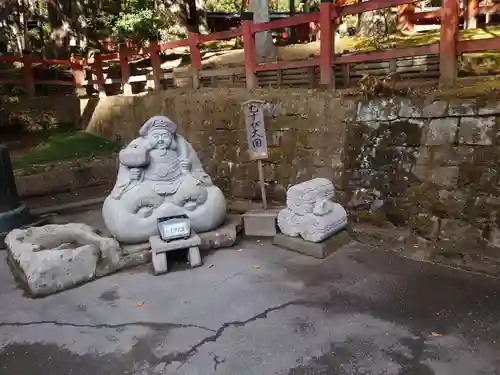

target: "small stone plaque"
[272,230,352,259]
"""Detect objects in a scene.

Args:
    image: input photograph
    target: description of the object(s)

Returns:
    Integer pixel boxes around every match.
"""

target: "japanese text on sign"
[243,100,268,160]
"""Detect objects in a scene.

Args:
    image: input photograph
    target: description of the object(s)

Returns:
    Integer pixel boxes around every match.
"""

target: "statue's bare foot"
[137,206,154,217]
[184,201,197,211]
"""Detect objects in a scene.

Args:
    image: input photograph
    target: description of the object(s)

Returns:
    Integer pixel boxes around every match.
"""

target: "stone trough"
[5,223,146,297]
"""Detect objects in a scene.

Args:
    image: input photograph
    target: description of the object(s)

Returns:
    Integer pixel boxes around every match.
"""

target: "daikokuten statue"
[102,116,227,243]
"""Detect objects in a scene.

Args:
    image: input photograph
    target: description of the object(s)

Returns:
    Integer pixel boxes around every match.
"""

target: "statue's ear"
[170,138,178,151]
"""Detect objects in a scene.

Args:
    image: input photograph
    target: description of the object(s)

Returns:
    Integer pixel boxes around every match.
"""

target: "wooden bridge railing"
[0,0,499,96]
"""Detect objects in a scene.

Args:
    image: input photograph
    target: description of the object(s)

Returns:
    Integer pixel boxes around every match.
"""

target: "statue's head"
[139,116,178,150]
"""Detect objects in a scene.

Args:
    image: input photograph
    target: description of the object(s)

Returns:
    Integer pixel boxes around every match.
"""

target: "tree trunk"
[251,0,276,63]
[47,0,70,58]
[357,9,396,38]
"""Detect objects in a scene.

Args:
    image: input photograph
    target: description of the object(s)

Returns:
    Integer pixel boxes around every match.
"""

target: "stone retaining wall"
[345,97,500,257]
[15,157,117,198]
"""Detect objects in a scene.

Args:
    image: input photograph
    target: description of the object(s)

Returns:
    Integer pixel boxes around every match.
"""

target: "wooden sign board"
[242,100,269,160]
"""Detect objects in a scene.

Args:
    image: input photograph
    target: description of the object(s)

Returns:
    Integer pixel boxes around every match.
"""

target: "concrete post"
[250,0,276,63]
[0,146,34,235]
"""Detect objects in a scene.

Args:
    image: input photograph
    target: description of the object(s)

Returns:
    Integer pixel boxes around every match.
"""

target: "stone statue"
[277,178,347,242]
[102,116,226,243]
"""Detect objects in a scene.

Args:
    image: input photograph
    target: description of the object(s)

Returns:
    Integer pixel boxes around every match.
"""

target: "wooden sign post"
[242,100,269,211]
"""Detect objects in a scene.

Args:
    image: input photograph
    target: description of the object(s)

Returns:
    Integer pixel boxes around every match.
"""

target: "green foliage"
[205,0,243,12]
[298,0,319,12]
[205,0,308,12]
[92,0,173,44]
[12,131,120,170]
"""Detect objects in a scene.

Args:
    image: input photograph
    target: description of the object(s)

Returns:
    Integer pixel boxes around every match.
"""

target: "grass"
[11,131,120,171]
[341,25,500,51]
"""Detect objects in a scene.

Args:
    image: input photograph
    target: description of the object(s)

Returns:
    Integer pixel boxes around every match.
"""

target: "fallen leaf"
[252,265,261,269]
[135,301,145,307]
[430,332,442,337]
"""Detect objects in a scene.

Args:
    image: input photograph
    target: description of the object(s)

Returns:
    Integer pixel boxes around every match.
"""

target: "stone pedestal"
[273,230,352,259]
[0,146,35,237]
[243,208,281,237]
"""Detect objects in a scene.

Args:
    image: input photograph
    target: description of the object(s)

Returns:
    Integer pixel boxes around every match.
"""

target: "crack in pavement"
[209,352,227,371]
[0,320,216,332]
[172,300,304,371]
[0,300,306,373]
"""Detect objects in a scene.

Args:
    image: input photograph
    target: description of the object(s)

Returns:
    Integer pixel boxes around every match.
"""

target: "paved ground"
[1,237,500,375]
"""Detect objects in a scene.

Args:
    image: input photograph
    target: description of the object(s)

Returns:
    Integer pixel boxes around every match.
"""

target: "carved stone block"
[277,178,348,243]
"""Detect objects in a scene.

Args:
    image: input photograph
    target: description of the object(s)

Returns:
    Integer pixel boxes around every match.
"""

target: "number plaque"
[157,215,191,242]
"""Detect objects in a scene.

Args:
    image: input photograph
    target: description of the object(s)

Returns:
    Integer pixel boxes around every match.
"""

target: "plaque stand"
[149,216,203,275]
[257,159,267,211]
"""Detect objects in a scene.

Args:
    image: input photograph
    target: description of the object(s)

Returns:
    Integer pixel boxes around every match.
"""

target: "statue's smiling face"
[148,128,172,150]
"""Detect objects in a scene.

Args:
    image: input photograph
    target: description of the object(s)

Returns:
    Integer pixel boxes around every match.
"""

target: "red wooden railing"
[1,0,500,96]
[404,3,500,26]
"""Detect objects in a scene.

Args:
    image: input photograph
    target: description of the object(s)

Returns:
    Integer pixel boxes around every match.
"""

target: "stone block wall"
[347,97,500,254]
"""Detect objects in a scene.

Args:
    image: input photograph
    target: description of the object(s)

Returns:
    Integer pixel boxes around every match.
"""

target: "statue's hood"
[139,116,178,137]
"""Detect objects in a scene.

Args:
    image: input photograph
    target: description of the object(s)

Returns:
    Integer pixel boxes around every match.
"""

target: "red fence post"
[242,12,257,90]
[23,54,35,96]
[149,42,163,91]
[188,31,201,89]
[319,0,335,87]
[440,0,459,87]
[119,44,132,95]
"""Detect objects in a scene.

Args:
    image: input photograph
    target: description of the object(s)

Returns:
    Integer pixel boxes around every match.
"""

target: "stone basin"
[5,223,123,297]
